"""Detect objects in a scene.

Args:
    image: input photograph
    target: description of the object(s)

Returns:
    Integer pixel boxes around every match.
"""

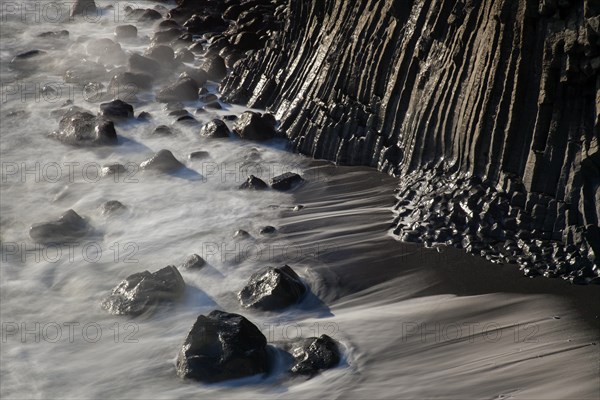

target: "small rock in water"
[199,119,230,138]
[176,310,269,383]
[189,151,209,160]
[115,25,137,40]
[181,254,206,270]
[155,77,199,102]
[145,44,175,65]
[152,125,174,136]
[270,172,304,191]
[38,30,69,39]
[140,149,185,173]
[234,229,251,239]
[238,265,307,311]
[239,175,268,190]
[233,111,277,141]
[29,210,91,244]
[99,200,126,216]
[137,111,152,121]
[205,101,222,110]
[289,335,341,376]
[100,163,127,177]
[102,266,186,316]
[175,48,195,63]
[259,226,277,235]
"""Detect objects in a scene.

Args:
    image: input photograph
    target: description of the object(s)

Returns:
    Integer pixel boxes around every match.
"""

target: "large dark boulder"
[29,210,91,244]
[289,335,341,376]
[140,149,185,173]
[99,99,134,121]
[199,119,230,138]
[101,266,185,316]
[176,310,269,383]
[51,111,118,146]
[239,175,268,190]
[155,77,199,102]
[233,111,277,141]
[238,265,307,311]
[269,172,304,191]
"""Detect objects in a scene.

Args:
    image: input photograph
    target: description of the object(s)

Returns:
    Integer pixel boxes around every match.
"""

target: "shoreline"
[274,160,599,398]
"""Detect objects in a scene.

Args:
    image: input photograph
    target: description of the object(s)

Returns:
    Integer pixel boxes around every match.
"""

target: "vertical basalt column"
[221,0,599,255]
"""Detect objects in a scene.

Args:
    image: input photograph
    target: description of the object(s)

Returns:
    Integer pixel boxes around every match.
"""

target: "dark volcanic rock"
[140,150,185,173]
[180,68,208,86]
[155,77,199,102]
[189,150,209,160]
[202,55,227,81]
[238,265,307,311]
[181,254,206,270]
[145,45,175,64]
[239,175,268,190]
[99,99,134,121]
[259,226,276,235]
[128,53,164,76]
[29,210,91,244]
[101,266,185,315]
[109,71,154,93]
[176,310,269,383]
[99,200,126,216]
[115,25,137,40]
[152,125,174,136]
[52,112,118,146]
[289,335,341,376]
[38,30,69,39]
[234,229,251,239]
[269,172,304,191]
[219,0,599,281]
[175,48,195,63]
[233,111,276,141]
[183,14,228,35]
[71,0,97,17]
[200,119,230,138]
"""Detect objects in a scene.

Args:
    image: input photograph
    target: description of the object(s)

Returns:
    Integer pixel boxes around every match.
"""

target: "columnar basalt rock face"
[222,0,599,278]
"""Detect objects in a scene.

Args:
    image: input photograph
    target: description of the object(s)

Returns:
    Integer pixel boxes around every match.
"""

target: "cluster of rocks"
[19,0,336,386]
[176,310,340,383]
[239,171,304,191]
[96,261,340,382]
[392,170,599,284]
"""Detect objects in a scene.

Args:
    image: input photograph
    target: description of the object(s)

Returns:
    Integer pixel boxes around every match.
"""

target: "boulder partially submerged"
[29,209,91,244]
[51,111,118,146]
[140,150,185,173]
[238,265,307,311]
[176,310,269,383]
[101,265,185,315]
[233,111,277,141]
[289,335,341,376]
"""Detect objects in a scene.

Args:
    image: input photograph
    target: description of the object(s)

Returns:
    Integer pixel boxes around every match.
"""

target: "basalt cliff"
[221,0,600,282]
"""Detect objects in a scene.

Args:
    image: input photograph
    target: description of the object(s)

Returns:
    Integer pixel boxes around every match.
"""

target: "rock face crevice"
[222,0,599,277]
